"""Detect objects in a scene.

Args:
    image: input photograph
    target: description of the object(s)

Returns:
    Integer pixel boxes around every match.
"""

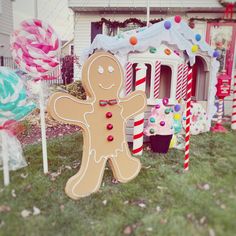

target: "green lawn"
[0,129,236,236]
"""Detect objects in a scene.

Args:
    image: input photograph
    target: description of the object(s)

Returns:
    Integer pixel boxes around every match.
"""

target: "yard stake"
[125,62,133,95]
[154,61,161,99]
[1,131,10,186]
[184,67,193,171]
[231,75,236,130]
[39,80,48,174]
[133,63,147,156]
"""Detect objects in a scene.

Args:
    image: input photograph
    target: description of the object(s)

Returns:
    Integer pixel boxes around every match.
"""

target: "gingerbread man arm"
[120,91,147,120]
[47,92,93,127]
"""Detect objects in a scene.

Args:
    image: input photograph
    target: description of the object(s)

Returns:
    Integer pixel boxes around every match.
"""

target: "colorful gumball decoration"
[164,21,172,30]
[129,36,138,46]
[0,67,36,186]
[10,19,61,174]
[195,34,201,42]
[174,15,182,23]
[191,45,198,53]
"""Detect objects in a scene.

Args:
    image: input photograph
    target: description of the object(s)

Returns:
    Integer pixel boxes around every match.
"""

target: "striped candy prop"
[181,65,189,99]
[11,19,60,78]
[0,68,36,124]
[11,19,61,174]
[231,75,236,130]
[133,63,147,156]
[184,67,193,171]
[154,61,161,99]
[0,67,35,186]
[176,64,184,100]
[125,62,133,95]
[217,99,224,125]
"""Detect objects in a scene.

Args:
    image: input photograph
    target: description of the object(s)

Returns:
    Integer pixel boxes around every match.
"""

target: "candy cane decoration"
[217,99,224,125]
[154,61,161,99]
[133,63,147,156]
[184,67,193,171]
[176,64,184,99]
[231,75,236,130]
[181,65,189,99]
[125,62,133,95]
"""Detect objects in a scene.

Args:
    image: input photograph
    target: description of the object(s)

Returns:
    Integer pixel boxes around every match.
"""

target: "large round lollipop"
[10,19,61,174]
[10,19,60,77]
[0,67,36,125]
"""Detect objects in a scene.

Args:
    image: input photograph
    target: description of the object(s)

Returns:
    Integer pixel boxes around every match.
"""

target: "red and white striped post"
[154,61,161,99]
[181,65,189,99]
[184,67,193,171]
[231,75,236,130]
[133,63,147,156]
[125,62,133,95]
[176,64,184,100]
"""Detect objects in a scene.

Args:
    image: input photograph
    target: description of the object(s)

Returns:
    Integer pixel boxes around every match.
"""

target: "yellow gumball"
[192,45,198,53]
[174,113,181,120]
[169,135,177,149]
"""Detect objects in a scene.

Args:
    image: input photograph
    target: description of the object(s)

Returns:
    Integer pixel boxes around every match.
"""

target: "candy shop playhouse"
[81,16,220,142]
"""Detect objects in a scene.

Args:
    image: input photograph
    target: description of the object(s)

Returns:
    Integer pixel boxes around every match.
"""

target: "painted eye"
[98,66,104,74]
[108,66,114,73]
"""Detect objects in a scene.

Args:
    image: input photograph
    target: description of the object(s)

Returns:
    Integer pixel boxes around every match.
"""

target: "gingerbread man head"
[82,52,123,99]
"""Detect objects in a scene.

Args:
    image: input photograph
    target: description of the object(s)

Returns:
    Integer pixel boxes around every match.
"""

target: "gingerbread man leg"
[65,149,107,199]
[109,142,141,183]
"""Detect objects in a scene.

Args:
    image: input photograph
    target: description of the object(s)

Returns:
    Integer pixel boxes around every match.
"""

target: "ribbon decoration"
[224,3,235,19]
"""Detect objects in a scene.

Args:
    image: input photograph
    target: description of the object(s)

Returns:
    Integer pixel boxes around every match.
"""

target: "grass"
[0,129,236,236]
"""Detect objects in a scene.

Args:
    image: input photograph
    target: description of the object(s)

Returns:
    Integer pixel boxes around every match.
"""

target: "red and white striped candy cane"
[125,62,133,95]
[184,67,193,171]
[181,65,189,99]
[176,64,184,100]
[133,63,147,156]
[154,61,161,99]
[231,75,236,130]
[217,99,224,125]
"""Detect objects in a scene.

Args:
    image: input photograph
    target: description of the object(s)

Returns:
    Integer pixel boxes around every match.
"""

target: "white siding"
[69,0,222,9]
[0,0,13,35]
[0,0,13,57]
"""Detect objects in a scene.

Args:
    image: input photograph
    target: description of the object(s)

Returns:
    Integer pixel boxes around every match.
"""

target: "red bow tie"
[99,99,118,106]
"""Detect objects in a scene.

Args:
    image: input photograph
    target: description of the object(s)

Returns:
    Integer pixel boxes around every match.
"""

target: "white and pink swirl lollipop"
[10,19,61,174]
[11,19,60,77]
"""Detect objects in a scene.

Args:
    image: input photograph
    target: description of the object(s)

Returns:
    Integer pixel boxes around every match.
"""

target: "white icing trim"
[98,83,115,90]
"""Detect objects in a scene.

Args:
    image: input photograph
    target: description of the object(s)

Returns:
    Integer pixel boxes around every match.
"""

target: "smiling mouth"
[99,83,115,90]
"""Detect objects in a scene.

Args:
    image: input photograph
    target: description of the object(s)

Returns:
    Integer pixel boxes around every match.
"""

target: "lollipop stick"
[1,131,10,186]
[39,80,48,174]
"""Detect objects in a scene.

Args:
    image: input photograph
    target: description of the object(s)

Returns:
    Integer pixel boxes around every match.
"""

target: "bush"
[61,55,74,85]
[66,81,86,100]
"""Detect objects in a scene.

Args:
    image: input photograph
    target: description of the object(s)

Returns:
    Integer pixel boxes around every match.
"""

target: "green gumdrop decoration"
[150,128,155,134]
[150,117,155,123]
[149,47,157,53]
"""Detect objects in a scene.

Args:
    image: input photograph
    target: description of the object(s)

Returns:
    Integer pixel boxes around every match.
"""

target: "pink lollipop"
[10,19,60,78]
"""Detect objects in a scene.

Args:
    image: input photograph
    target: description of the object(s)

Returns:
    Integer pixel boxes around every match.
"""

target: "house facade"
[68,0,236,115]
[0,0,14,58]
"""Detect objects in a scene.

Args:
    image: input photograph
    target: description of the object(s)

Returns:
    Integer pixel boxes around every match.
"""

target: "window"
[159,65,172,98]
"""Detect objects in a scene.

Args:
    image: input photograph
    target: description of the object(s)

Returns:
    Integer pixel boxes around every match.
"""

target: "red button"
[107,124,113,130]
[107,135,114,142]
[106,112,112,118]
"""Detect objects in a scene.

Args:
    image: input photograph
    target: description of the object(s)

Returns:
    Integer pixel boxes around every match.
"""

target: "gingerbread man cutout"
[48,51,147,199]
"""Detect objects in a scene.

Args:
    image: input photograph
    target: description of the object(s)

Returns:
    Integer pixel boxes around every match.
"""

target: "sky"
[12,0,74,41]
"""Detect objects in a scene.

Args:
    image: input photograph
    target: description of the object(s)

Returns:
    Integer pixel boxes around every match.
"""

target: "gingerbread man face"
[48,51,147,200]
[82,52,123,99]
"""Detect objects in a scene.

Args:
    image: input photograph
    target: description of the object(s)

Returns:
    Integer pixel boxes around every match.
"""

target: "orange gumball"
[164,48,171,55]
[129,36,138,46]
